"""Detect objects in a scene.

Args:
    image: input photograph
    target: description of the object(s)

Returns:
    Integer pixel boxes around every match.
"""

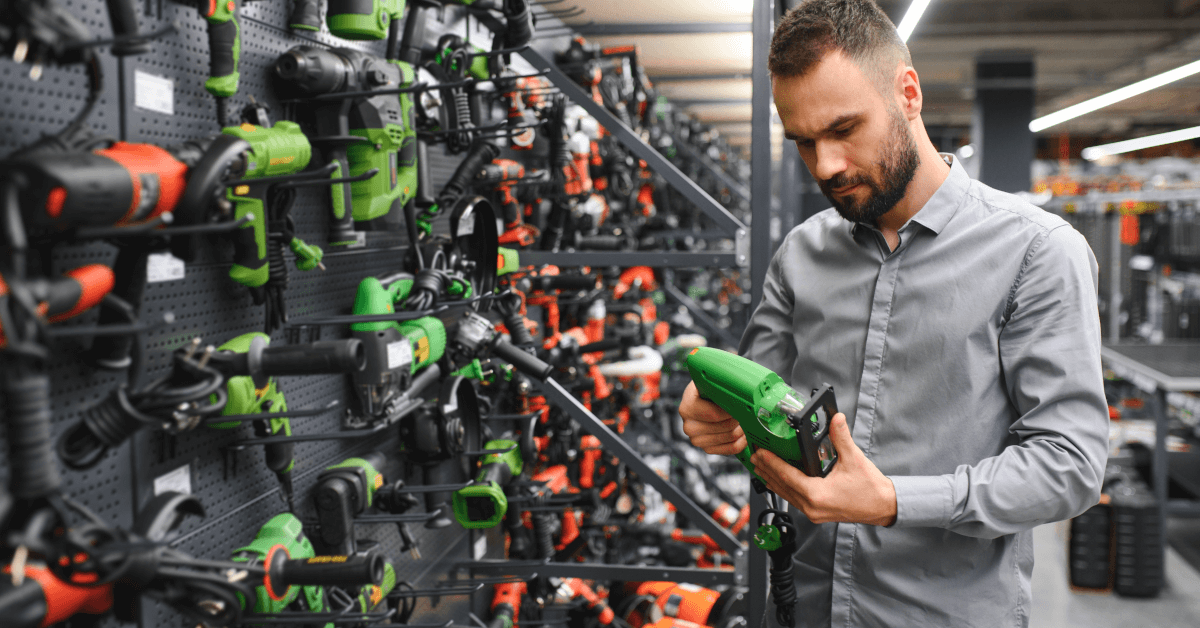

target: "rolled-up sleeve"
[892,224,1109,538]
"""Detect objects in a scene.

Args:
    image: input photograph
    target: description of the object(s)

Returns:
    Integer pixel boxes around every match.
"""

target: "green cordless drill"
[313,452,423,557]
[208,332,367,511]
[685,347,839,492]
[452,438,522,529]
[274,47,418,246]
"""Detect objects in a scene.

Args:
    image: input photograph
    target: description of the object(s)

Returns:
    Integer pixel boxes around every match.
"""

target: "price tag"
[474,535,487,559]
[154,464,192,496]
[387,340,412,370]
[147,252,185,283]
[134,70,175,116]
[457,211,475,236]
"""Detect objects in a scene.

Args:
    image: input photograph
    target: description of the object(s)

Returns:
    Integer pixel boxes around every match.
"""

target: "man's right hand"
[680,381,747,455]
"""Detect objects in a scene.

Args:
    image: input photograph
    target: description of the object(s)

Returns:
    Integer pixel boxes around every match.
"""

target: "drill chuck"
[275,47,351,94]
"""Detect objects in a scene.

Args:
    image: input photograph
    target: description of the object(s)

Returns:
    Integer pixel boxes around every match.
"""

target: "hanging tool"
[274,46,419,246]
[207,332,365,512]
[57,333,365,474]
[452,438,523,528]
[312,452,423,557]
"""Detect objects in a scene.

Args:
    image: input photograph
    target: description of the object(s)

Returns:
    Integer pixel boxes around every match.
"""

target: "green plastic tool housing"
[685,347,838,492]
[452,438,522,528]
[231,512,324,615]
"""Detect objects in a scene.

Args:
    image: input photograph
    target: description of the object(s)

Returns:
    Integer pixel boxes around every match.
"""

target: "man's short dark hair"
[769,0,912,94]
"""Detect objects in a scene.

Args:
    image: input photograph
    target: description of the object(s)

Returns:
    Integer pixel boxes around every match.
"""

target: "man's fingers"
[683,417,743,438]
[698,436,747,456]
[680,381,733,423]
[690,432,743,449]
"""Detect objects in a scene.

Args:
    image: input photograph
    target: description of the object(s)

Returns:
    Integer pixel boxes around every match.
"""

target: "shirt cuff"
[890,475,954,528]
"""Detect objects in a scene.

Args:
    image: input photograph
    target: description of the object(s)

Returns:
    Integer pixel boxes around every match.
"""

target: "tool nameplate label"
[387,340,413,370]
[147,252,186,283]
[134,70,175,116]
[154,464,192,496]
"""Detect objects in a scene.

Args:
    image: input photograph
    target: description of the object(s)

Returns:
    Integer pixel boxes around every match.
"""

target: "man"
[679,1,1109,626]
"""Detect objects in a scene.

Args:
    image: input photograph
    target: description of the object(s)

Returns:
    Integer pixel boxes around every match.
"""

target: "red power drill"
[478,158,541,246]
[0,563,113,628]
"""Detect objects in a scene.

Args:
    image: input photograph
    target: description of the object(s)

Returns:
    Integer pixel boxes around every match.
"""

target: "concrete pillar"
[972,54,1035,193]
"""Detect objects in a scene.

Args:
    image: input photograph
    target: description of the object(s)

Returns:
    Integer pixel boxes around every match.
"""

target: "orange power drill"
[0,563,113,628]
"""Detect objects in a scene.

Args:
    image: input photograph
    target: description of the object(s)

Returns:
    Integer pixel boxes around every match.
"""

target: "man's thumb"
[828,413,858,457]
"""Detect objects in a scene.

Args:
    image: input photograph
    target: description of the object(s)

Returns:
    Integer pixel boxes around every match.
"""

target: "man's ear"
[896,64,922,120]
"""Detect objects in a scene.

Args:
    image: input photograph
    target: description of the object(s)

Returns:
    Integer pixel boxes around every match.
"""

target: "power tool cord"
[759,505,798,628]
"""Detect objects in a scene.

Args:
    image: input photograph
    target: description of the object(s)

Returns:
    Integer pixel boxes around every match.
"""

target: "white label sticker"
[154,464,192,496]
[134,70,175,116]
[146,252,185,283]
[386,340,412,370]
[474,534,487,559]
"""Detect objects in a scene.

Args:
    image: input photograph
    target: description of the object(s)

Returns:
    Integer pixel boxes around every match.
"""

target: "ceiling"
[544,0,1200,157]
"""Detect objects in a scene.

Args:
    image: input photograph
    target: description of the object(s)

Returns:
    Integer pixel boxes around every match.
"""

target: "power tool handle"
[272,553,384,587]
[258,339,366,375]
[492,339,552,382]
[205,12,240,97]
[536,275,596,292]
[288,0,322,31]
[105,0,151,55]
[4,371,62,500]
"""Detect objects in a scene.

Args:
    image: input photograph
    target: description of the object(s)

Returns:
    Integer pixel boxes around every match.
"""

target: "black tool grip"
[439,140,499,207]
[105,0,151,55]
[575,234,628,251]
[533,275,596,292]
[5,372,62,499]
[577,338,621,354]
[492,339,552,382]
[207,17,239,88]
[288,0,322,31]
[500,0,534,49]
[258,339,366,376]
[269,552,384,589]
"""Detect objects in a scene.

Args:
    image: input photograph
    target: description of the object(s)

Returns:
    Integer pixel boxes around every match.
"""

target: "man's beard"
[818,110,920,225]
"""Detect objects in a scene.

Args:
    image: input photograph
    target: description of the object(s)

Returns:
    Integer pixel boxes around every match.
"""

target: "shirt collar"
[850,153,969,238]
[907,153,969,236]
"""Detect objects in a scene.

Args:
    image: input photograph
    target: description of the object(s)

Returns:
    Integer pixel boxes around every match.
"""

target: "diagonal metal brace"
[533,377,743,555]
[514,45,747,240]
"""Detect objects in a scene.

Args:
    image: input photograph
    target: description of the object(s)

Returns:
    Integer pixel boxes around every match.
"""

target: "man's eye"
[834,126,853,138]
[795,139,815,148]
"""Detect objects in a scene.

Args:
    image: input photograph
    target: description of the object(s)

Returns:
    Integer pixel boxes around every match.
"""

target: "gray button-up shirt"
[740,156,1108,627]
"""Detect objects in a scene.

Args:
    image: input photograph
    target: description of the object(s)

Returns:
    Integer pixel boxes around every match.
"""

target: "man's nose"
[813,141,848,182]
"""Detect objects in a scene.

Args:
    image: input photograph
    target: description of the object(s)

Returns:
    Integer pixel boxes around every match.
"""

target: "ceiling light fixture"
[1081,125,1200,161]
[1030,59,1200,133]
[896,0,932,43]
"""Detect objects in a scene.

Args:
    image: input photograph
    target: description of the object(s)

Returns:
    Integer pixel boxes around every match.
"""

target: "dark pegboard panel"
[0,0,549,626]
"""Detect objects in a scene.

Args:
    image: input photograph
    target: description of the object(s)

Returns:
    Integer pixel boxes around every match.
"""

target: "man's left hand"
[751,413,898,526]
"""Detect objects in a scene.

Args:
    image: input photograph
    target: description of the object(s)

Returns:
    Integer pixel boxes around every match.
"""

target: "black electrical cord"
[57,347,228,470]
[758,506,799,628]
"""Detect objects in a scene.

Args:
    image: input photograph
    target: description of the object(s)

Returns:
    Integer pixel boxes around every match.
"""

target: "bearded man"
[679,1,1109,626]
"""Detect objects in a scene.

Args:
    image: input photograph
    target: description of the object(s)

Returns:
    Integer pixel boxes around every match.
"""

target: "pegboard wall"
[0,0,574,626]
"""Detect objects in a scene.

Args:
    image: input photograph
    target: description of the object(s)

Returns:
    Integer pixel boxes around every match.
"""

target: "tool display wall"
[0,0,765,625]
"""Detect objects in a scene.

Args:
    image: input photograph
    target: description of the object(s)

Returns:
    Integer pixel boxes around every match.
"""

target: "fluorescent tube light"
[896,0,932,43]
[1030,59,1200,133]
[1081,125,1200,161]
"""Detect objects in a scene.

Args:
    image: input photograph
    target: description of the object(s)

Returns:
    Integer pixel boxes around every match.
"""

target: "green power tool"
[231,513,326,617]
[685,347,839,492]
[232,513,388,622]
[348,273,447,425]
[288,0,403,39]
[452,438,522,528]
[313,452,423,557]
[207,332,367,511]
[274,47,418,247]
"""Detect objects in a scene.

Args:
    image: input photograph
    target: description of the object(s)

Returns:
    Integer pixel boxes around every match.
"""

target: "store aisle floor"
[1030,522,1200,627]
